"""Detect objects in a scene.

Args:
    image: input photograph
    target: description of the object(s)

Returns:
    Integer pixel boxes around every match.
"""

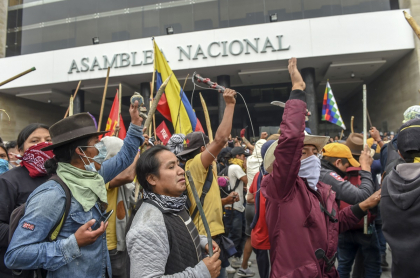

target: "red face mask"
[17,142,54,178]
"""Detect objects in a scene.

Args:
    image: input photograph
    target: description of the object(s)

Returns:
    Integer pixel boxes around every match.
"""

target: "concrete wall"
[0,0,7,58]
[0,93,66,141]
[342,2,420,133]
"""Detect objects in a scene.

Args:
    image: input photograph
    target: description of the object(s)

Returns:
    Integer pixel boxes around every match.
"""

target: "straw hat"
[263,132,329,173]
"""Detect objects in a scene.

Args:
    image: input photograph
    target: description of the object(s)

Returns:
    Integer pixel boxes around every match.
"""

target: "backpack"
[218,164,241,199]
[8,175,71,278]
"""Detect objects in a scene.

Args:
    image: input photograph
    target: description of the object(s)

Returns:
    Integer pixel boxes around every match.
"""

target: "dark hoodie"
[381,163,420,277]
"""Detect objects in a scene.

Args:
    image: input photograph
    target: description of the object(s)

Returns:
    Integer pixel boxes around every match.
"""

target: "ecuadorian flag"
[154,40,204,135]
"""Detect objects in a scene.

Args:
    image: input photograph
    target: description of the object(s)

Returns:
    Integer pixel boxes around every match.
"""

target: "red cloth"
[157,93,172,121]
[195,118,205,133]
[341,166,376,229]
[103,91,127,139]
[156,121,172,145]
[240,128,246,138]
[261,95,361,278]
[19,142,54,178]
[249,172,270,250]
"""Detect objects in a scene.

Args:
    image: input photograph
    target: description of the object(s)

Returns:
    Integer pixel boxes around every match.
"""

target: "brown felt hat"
[345,133,363,156]
[41,113,108,151]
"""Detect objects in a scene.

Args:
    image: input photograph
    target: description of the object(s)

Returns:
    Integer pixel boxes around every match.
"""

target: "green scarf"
[57,162,108,212]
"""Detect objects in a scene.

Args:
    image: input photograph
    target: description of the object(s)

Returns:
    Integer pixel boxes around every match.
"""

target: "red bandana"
[18,142,54,178]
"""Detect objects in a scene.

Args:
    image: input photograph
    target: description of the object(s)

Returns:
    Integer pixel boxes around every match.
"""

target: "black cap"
[176,132,209,157]
[398,118,420,161]
[231,146,250,157]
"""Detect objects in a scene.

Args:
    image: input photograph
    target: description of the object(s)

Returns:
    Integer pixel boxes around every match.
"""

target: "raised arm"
[264,58,307,200]
[100,101,144,183]
[201,89,236,169]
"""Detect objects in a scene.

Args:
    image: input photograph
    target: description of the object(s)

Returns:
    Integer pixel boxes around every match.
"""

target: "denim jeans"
[224,209,246,258]
[109,249,128,278]
[337,227,382,278]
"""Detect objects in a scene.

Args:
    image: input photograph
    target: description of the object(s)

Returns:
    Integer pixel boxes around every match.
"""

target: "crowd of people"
[0,58,418,278]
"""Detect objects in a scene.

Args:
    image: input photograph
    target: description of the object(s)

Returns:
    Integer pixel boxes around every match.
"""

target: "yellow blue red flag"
[154,40,204,135]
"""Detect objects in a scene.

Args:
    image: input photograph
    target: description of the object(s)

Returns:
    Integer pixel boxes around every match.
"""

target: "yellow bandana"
[229,158,246,172]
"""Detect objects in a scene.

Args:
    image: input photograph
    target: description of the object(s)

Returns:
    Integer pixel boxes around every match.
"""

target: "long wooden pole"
[143,74,172,134]
[404,11,420,40]
[351,116,355,134]
[363,84,368,234]
[367,109,373,127]
[98,67,111,132]
[64,80,82,118]
[0,67,36,87]
[199,93,213,142]
[150,39,156,138]
[339,129,344,140]
[69,96,74,117]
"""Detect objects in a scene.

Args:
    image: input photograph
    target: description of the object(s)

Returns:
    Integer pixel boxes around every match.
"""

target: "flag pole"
[362,84,368,234]
[64,80,82,118]
[199,92,213,142]
[339,129,344,140]
[174,74,189,134]
[150,38,156,138]
[0,67,36,87]
[69,96,74,117]
[116,84,122,137]
[351,116,355,134]
[404,11,420,40]
[98,67,111,132]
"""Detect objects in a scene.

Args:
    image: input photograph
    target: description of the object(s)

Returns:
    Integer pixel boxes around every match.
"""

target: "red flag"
[195,118,205,133]
[104,91,126,139]
[156,121,172,145]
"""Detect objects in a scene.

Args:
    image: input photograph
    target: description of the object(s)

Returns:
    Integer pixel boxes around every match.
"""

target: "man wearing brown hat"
[5,102,145,278]
[177,88,238,278]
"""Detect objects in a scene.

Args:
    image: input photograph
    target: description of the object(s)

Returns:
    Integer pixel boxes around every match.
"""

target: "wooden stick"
[98,67,111,132]
[144,74,172,134]
[199,92,213,142]
[339,129,344,140]
[69,96,74,117]
[0,67,36,87]
[150,39,156,137]
[367,109,373,127]
[404,11,420,40]
[64,80,82,118]
[362,84,368,235]
[116,84,122,137]
[351,116,355,134]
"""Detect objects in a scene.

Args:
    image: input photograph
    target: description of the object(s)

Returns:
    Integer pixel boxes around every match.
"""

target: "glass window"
[193,0,228,31]
[303,0,334,18]
[227,0,265,27]
[159,2,193,36]
[264,0,294,22]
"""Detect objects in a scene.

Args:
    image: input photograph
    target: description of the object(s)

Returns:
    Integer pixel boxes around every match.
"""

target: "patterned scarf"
[143,190,187,212]
[17,142,54,178]
[167,134,186,155]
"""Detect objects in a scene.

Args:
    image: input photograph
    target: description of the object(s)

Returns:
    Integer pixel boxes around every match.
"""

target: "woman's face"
[20,128,51,155]
[0,148,8,161]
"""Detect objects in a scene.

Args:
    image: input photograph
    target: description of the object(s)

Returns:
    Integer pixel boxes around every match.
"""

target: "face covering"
[78,142,108,172]
[298,154,321,191]
[0,159,9,174]
[17,142,54,178]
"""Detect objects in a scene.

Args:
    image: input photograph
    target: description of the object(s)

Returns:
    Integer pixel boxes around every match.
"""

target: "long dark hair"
[136,145,170,192]
[0,144,9,161]
[17,123,50,151]
[44,137,91,174]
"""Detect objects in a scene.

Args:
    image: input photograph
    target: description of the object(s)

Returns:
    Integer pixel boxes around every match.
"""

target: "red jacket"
[261,91,365,278]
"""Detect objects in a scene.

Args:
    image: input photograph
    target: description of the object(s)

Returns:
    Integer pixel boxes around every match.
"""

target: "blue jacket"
[5,123,144,278]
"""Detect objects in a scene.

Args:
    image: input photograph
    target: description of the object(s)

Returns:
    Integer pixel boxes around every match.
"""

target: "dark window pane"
[159,2,193,35]
[264,0,294,22]
[227,0,265,27]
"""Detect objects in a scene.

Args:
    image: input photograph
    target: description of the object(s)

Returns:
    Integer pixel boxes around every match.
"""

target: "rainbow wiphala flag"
[321,82,346,130]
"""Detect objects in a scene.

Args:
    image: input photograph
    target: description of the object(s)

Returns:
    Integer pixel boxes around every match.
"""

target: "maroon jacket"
[261,90,365,278]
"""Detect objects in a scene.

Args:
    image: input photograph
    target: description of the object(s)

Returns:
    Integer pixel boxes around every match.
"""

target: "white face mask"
[298,155,321,191]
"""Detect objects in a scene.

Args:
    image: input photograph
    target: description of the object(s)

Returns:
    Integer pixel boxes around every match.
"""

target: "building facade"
[0,0,419,140]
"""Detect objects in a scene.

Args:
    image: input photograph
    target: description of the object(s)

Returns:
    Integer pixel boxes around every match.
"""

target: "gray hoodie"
[381,163,420,278]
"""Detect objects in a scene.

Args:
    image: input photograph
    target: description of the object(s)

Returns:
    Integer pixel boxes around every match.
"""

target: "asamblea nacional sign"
[68,35,290,74]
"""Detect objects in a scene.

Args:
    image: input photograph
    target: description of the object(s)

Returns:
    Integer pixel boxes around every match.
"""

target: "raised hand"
[288,58,306,91]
